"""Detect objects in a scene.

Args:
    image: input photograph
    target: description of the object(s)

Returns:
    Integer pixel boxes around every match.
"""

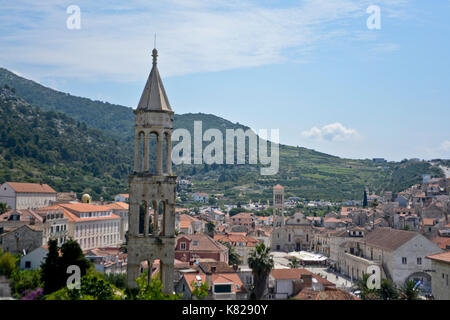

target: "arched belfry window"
[138,131,145,172]
[138,200,148,235]
[148,132,158,174]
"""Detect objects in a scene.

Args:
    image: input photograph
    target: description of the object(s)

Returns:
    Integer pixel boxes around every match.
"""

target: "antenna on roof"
[154,33,157,48]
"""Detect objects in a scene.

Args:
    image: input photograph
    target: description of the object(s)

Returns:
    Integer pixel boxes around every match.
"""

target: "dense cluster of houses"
[1,176,449,300]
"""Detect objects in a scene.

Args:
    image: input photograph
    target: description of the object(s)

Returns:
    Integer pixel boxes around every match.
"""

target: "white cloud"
[0,0,410,82]
[440,140,450,152]
[301,122,360,141]
[370,42,401,54]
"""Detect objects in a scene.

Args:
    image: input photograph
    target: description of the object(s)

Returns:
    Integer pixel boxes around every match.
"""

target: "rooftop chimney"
[301,274,313,289]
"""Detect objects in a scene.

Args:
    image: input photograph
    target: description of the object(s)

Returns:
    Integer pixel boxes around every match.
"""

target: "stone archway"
[406,272,432,292]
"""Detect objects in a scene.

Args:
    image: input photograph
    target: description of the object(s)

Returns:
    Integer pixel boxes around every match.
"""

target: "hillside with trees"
[0,68,444,202]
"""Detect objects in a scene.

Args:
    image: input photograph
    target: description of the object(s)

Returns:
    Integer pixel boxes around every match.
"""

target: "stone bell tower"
[126,48,177,294]
[273,184,284,228]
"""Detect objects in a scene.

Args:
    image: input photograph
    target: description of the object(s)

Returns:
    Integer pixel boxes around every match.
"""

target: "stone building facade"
[271,212,313,252]
[337,228,443,292]
[426,251,450,300]
[0,224,43,254]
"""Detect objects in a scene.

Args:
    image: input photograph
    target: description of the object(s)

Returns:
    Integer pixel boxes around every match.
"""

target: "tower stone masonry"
[273,184,285,228]
[126,48,177,294]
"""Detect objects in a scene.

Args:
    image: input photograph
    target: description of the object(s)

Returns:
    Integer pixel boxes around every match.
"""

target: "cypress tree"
[41,239,63,294]
[363,189,368,208]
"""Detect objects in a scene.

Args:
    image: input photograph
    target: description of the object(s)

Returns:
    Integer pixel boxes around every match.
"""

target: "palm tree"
[355,274,378,300]
[248,242,274,300]
[222,242,241,266]
[288,257,300,269]
[399,280,420,300]
[0,202,9,215]
[378,279,398,300]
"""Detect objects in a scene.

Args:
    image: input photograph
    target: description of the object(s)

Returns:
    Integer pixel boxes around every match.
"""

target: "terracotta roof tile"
[270,268,334,286]
[5,182,56,193]
[177,234,227,252]
[107,202,129,210]
[426,251,450,264]
[294,287,360,300]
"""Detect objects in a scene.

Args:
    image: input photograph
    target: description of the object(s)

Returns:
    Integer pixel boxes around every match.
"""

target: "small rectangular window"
[402,257,407,264]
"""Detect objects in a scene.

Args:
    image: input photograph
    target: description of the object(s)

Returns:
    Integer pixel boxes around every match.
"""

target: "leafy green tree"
[0,250,18,277]
[41,239,91,295]
[59,239,91,279]
[9,269,43,299]
[133,271,181,300]
[370,198,379,209]
[191,280,209,300]
[208,195,217,205]
[248,242,274,300]
[45,273,124,300]
[103,273,127,290]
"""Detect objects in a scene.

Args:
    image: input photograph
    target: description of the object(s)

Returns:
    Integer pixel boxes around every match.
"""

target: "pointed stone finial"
[152,48,158,65]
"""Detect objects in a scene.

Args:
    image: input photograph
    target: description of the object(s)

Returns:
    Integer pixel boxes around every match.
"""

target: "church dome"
[81,193,91,203]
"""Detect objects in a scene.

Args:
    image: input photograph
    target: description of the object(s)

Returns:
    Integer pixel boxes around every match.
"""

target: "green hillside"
[0,68,444,202]
[0,86,131,200]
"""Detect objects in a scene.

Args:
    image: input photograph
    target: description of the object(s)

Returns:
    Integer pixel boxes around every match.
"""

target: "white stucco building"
[52,203,122,251]
[0,182,57,210]
[20,246,49,270]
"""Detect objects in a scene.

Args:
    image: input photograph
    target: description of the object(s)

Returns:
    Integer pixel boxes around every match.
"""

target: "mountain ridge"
[0,67,444,202]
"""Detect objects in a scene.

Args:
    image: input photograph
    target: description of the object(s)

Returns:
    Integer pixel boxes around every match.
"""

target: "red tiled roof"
[177,234,227,252]
[107,202,129,210]
[432,236,450,250]
[323,217,344,223]
[273,184,284,190]
[5,182,56,194]
[423,218,437,226]
[40,204,120,222]
[179,214,202,229]
[426,251,450,264]
[214,234,259,246]
[58,203,113,213]
[270,269,334,286]
[212,273,246,292]
[184,273,207,292]
[294,287,360,300]
[1,209,43,222]
[231,212,255,220]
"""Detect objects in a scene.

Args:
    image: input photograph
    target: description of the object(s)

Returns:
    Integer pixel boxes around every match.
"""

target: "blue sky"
[1,0,449,161]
